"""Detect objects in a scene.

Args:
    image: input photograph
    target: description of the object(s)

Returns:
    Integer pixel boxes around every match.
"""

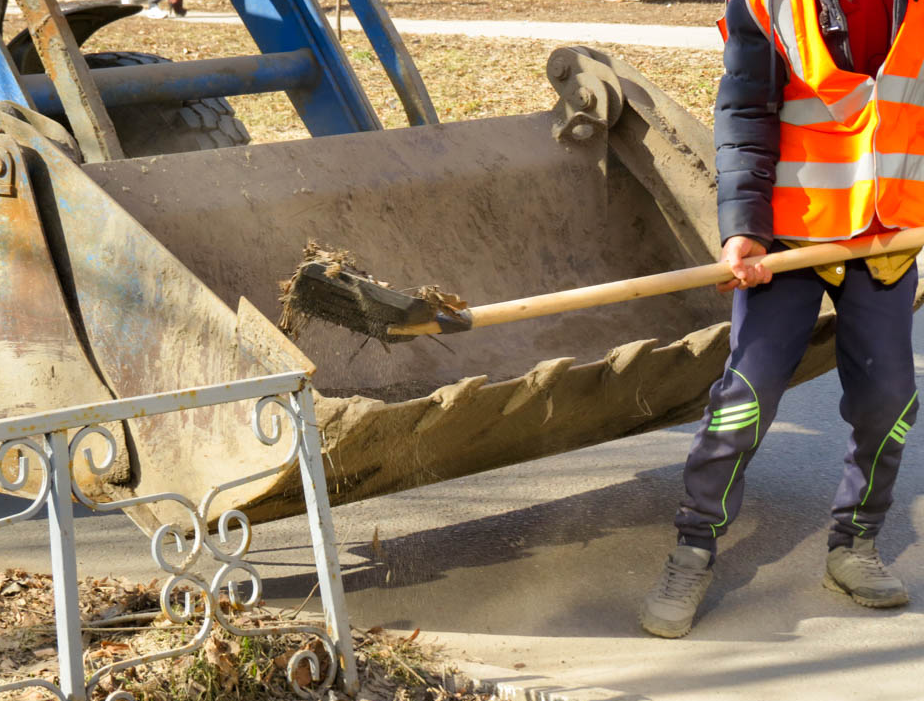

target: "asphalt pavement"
[5,298,924,700]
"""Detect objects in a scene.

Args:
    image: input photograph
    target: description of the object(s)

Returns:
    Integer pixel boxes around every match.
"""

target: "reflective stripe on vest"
[776,153,924,186]
[736,0,924,240]
[775,155,875,189]
[878,73,924,107]
[779,79,874,125]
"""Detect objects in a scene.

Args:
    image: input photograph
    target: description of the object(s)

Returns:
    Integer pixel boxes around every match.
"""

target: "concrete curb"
[445,661,622,701]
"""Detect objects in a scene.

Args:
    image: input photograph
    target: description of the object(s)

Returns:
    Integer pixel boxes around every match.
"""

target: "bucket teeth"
[676,321,731,358]
[604,338,659,376]
[502,357,575,417]
[413,375,488,435]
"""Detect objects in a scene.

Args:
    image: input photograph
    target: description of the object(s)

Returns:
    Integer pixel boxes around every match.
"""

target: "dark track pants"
[674,253,919,551]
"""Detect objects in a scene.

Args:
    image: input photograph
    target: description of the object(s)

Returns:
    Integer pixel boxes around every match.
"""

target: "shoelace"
[847,548,894,581]
[658,561,710,602]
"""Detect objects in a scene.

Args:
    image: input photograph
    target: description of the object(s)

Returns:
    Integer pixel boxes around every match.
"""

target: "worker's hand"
[717,236,772,293]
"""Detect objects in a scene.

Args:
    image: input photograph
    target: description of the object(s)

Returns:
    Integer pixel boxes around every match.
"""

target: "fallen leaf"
[1,582,23,596]
[415,285,469,316]
[204,633,239,691]
[289,651,318,688]
[96,672,117,694]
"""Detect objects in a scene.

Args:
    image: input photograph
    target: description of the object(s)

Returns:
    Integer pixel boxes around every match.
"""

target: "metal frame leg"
[293,387,359,695]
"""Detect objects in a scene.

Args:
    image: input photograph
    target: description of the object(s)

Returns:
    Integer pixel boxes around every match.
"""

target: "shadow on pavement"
[261,421,922,641]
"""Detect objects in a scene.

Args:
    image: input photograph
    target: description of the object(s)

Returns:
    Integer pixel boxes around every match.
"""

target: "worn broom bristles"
[278,243,466,343]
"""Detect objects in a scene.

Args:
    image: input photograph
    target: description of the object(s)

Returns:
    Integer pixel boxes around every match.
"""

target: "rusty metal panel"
[17,0,123,161]
[0,133,131,503]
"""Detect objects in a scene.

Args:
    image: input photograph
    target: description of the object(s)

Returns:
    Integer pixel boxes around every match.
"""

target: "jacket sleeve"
[714,0,787,249]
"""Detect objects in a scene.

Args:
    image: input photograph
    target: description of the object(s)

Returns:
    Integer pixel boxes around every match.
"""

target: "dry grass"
[0,570,483,701]
[2,0,724,144]
[192,0,725,26]
[68,16,721,144]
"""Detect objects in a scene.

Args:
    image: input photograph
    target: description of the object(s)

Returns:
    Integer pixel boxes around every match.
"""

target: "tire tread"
[82,51,251,157]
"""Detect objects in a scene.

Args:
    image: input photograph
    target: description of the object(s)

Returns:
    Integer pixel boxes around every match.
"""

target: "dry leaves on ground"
[0,569,491,701]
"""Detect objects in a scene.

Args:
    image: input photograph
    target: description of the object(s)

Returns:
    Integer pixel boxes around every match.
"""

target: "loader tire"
[82,51,251,157]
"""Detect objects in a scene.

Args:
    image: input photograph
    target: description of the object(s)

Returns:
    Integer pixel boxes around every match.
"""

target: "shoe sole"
[822,572,909,608]
[637,610,692,639]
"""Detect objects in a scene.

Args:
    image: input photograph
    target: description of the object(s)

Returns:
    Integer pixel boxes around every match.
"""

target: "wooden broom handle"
[388,228,924,336]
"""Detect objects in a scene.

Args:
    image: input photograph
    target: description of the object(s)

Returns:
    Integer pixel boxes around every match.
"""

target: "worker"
[639,0,922,638]
[132,0,186,19]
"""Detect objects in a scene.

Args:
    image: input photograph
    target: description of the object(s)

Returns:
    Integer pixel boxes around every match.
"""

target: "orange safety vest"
[731,0,924,241]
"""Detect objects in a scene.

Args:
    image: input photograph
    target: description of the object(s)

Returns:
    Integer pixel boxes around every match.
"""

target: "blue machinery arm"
[226,0,438,132]
[347,0,439,126]
[228,0,383,134]
[0,0,438,151]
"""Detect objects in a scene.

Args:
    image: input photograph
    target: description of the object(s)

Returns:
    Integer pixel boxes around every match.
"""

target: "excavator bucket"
[2,46,920,531]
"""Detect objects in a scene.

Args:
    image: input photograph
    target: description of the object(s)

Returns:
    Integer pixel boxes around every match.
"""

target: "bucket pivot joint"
[548,46,626,142]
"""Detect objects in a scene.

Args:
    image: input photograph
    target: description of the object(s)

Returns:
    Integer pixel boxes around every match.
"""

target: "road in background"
[0,5,719,51]
[183,14,724,50]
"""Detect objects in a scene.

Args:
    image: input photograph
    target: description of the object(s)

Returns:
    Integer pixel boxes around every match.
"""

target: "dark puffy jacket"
[715,0,784,249]
[715,0,907,248]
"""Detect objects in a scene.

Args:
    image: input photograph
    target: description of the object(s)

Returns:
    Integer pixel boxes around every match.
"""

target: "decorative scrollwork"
[68,424,118,477]
[161,574,214,625]
[68,423,206,575]
[86,575,215,697]
[252,395,300,465]
[199,504,253,563]
[106,691,137,701]
[211,560,262,617]
[208,560,339,698]
[288,633,339,699]
[152,521,203,575]
[0,438,52,525]
[288,648,323,699]
[0,679,68,700]
[216,509,252,558]
[2,379,349,700]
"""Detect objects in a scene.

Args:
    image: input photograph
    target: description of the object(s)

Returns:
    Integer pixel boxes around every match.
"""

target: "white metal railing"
[0,371,357,700]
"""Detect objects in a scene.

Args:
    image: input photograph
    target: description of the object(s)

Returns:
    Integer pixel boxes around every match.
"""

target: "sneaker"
[142,6,168,18]
[639,545,713,638]
[823,536,909,608]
